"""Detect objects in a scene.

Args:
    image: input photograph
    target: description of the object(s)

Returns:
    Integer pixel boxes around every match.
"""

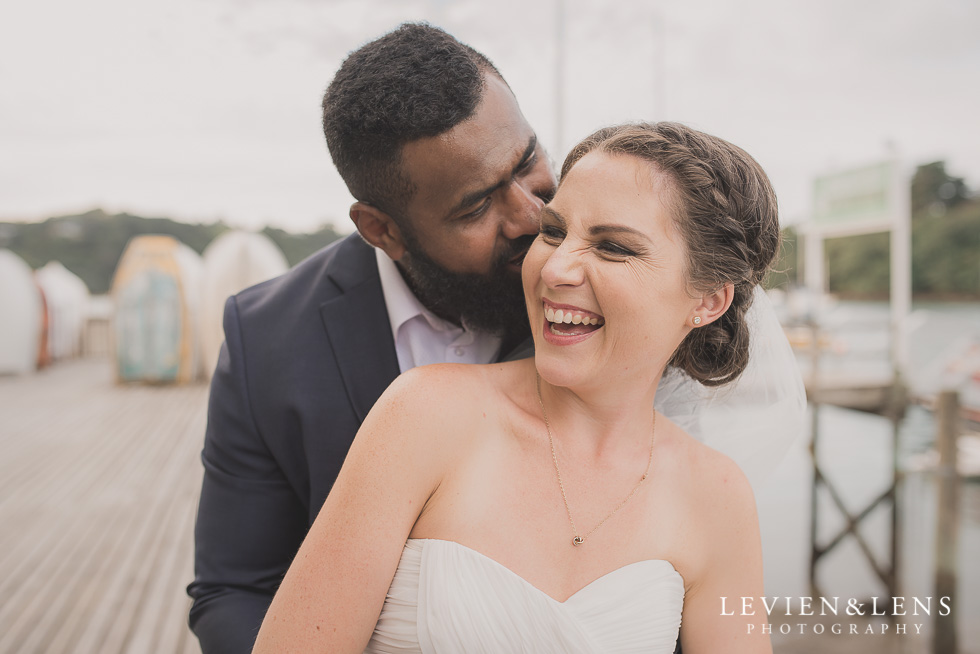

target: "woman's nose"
[540,242,585,288]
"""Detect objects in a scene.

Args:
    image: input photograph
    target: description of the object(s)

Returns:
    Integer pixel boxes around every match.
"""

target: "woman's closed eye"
[596,240,636,257]
[539,225,638,259]
[539,223,566,243]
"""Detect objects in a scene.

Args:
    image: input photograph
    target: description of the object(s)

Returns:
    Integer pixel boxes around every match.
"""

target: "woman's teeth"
[544,307,603,326]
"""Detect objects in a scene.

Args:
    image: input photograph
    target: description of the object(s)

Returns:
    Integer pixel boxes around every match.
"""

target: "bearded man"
[188,23,556,654]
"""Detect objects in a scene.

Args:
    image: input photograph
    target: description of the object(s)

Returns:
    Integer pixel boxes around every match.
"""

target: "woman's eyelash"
[539,224,565,239]
[598,241,635,256]
[539,226,635,257]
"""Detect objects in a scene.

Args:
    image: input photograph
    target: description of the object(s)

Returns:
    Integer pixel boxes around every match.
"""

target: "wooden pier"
[0,356,969,654]
[0,359,206,654]
[804,370,896,414]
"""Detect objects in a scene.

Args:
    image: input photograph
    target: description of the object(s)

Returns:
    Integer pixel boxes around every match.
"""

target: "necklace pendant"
[572,536,584,546]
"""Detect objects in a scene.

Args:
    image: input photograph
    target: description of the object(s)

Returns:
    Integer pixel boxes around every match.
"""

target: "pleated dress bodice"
[363,538,684,653]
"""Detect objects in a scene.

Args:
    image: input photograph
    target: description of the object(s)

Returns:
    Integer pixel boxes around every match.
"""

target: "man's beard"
[397,232,534,340]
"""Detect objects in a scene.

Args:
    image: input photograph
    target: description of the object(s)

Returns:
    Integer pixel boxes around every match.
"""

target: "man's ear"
[694,283,735,326]
[349,202,406,261]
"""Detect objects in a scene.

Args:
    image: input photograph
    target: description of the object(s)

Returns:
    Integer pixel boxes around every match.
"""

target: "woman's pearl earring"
[692,316,702,326]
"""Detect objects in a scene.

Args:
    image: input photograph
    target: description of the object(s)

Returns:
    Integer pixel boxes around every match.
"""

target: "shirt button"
[454,347,465,356]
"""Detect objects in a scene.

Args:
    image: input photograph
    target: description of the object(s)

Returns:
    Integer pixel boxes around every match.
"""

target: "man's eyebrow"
[447,135,538,218]
[512,135,537,175]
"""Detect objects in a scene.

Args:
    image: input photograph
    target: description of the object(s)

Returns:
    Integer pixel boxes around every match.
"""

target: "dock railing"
[933,390,960,654]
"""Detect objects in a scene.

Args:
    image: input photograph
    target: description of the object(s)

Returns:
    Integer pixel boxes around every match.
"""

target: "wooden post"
[933,390,959,654]
[808,318,822,597]
[888,375,907,604]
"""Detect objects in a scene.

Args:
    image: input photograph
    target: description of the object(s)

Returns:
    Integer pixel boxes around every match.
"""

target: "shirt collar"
[375,247,459,337]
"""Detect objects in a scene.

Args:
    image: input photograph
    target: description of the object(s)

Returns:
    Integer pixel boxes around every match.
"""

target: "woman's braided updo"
[561,122,780,386]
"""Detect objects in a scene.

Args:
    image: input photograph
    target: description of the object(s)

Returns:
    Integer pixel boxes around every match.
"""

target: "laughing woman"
[253,122,778,653]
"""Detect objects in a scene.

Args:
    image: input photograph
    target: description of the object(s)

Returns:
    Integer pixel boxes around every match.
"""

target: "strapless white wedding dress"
[363,539,683,653]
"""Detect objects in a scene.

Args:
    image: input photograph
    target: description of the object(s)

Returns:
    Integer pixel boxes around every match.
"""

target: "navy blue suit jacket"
[188,234,403,653]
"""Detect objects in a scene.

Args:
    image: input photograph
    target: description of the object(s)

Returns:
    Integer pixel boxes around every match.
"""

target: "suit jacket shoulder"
[230,233,400,517]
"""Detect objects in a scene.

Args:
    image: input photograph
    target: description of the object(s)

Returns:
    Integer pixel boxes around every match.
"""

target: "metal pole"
[933,390,959,654]
[554,0,565,157]
[652,9,665,118]
[808,319,822,597]
[888,378,905,607]
[803,227,825,299]
[890,153,912,380]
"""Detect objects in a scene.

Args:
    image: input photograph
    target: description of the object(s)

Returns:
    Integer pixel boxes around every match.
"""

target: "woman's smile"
[540,298,605,345]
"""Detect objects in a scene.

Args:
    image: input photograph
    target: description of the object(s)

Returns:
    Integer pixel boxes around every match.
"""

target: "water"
[755,300,980,649]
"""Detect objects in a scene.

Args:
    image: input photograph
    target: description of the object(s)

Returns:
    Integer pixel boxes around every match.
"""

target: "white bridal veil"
[654,286,808,488]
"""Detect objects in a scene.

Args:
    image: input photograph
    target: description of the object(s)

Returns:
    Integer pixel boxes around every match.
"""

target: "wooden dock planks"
[0,359,206,654]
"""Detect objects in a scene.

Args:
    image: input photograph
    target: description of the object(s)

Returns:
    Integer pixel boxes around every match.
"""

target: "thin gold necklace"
[535,373,657,547]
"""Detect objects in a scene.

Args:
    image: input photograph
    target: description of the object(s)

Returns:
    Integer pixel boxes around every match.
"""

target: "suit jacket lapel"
[319,236,400,423]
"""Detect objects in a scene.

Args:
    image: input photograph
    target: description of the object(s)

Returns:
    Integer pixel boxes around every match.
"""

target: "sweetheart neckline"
[407,538,683,605]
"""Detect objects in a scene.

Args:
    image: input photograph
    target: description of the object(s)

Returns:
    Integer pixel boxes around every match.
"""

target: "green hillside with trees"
[769,161,978,299]
[0,210,344,294]
[1,160,976,299]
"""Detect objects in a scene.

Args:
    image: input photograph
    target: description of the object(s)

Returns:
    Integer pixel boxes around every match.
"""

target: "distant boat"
[36,261,90,362]
[199,231,287,378]
[0,249,43,375]
[110,235,203,384]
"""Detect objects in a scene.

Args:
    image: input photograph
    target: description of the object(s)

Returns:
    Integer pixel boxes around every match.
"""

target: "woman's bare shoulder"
[390,360,531,404]
[656,417,762,594]
[657,417,757,520]
[365,360,532,451]
[366,364,479,437]
[383,360,526,406]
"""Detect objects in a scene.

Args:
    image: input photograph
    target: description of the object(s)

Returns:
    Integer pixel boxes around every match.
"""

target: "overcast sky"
[2,0,978,233]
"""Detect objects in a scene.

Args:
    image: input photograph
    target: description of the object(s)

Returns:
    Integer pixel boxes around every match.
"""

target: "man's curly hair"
[322,23,502,217]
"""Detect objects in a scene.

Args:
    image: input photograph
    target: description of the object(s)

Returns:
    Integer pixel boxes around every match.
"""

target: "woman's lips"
[541,299,604,324]
[540,299,604,344]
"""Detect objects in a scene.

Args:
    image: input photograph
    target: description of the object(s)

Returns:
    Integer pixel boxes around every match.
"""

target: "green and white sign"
[813,161,894,230]
[804,156,911,375]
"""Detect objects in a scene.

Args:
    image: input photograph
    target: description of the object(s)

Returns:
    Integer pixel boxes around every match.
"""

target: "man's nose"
[500,180,544,240]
